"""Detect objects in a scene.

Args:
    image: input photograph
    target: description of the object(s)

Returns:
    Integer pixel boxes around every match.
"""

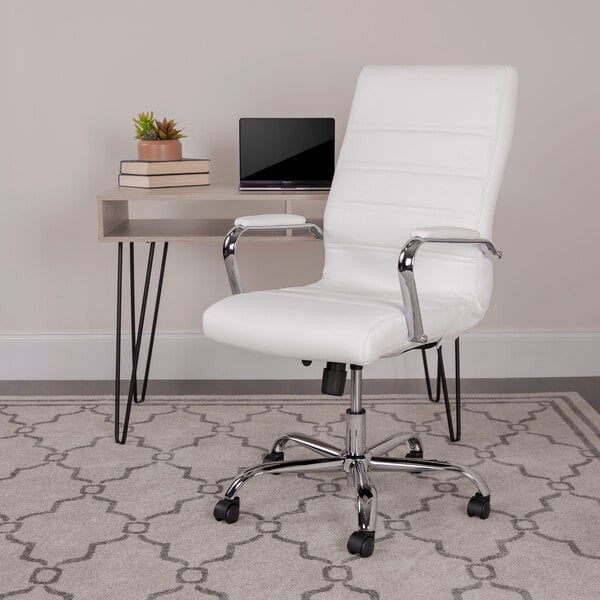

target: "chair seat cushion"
[203,281,483,365]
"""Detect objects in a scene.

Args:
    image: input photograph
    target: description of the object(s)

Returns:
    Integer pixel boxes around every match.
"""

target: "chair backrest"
[323,65,518,310]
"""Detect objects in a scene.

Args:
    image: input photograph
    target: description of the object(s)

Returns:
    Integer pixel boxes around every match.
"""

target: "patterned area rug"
[0,393,599,600]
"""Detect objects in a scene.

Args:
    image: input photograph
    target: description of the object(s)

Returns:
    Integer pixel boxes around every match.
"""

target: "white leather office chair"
[204,65,518,557]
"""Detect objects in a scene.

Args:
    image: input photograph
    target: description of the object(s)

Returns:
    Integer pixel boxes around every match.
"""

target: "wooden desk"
[97,185,327,443]
[98,184,326,242]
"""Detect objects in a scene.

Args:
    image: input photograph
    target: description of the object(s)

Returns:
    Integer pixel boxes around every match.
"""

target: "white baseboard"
[0,330,598,380]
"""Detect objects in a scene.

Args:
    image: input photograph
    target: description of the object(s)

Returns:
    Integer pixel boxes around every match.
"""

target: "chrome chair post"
[350,365,363,413]
[347,366,366,456]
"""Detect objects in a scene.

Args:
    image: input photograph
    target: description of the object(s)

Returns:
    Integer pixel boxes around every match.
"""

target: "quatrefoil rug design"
[0,392,598,599]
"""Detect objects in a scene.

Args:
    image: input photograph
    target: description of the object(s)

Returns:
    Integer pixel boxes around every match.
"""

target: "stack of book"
[118,158,210,188]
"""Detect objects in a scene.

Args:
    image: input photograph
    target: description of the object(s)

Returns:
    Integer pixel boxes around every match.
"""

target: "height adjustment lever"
[321,362,347,396]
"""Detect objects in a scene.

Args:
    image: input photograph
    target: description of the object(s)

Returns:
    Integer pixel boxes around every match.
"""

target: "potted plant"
[133,111,186,161]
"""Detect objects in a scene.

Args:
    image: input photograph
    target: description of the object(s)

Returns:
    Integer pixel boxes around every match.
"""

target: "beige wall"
[2,1,599,364]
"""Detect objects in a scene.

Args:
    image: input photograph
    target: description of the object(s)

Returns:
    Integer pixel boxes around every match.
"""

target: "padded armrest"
[223,215,323,295]
[398,229,502,344]
[234,214,307,228]
[410,226,481,240]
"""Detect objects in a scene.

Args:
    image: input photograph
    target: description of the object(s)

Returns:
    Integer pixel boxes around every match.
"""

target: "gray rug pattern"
[0,392,599,600]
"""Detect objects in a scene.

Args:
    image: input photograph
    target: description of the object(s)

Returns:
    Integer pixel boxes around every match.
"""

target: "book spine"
[119,172,209,178]
[118,174,210,188]
[119,159,210,175]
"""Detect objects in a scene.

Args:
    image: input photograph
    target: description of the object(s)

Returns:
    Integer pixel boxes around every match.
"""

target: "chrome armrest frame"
[223,223,324,294]
[397,237,503,344]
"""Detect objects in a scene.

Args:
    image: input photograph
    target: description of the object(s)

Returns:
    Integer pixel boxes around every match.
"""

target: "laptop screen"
[239,118,334,186]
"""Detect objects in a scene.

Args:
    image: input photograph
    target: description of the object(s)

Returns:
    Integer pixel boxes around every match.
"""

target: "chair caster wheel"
[263,451,284,463]
[213,497,240,523]
[262,451,284,475]
[347,530,375,557]
[467,493,491,519]
[406,449,423,473]
[405,449,423,459]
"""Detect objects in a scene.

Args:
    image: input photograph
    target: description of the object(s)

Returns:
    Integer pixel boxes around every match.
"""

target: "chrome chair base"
[213,367,491,558]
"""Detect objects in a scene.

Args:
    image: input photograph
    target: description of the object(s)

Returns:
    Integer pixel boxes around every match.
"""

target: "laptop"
[239,117,334,191]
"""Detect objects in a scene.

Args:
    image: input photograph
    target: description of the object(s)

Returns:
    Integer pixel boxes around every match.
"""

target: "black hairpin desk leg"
[114,243,123,443]
[421,338,462,442]
[114,241,169,444]
[130,244,139,404]
[141,243,168,400]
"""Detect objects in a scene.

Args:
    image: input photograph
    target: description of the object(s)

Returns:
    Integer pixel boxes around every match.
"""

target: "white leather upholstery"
[203,66,518,365]
[410,226,481,240]
[323,65,517,303]
[204,281,484,364]
[234,214,306,228]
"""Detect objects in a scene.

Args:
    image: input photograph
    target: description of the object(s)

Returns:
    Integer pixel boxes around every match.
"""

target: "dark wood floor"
[1,377,598,414]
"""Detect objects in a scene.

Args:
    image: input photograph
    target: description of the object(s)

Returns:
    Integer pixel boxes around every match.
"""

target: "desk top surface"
[98,184,329,202]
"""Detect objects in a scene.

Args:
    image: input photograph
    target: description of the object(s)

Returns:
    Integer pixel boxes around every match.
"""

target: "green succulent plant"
[133,111,157,140]
[133,112,186,140]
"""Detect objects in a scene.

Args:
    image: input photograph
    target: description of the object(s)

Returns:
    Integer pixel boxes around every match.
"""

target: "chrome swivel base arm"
[214,367,491,557]
[223,457,345,499]
[270,432,344,458]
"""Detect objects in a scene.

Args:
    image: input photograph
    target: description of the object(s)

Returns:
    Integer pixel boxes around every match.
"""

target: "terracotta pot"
[137,139,182,161]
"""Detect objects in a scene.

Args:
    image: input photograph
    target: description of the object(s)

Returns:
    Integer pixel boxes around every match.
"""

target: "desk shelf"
[102,218,323,242]
[97,184,327,242]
